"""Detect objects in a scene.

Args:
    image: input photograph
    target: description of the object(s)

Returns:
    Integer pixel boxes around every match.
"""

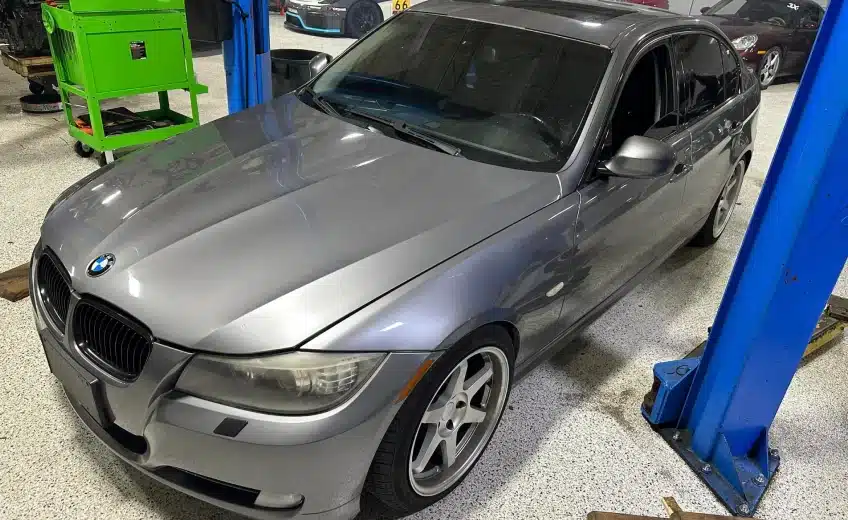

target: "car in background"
[701,0,824,88]
[284,0,383,38]
[625,0,669,9]
[32,1,759,519]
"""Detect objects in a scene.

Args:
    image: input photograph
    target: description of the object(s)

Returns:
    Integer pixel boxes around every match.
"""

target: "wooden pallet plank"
[0,263,30,302]
[0,51,55,79]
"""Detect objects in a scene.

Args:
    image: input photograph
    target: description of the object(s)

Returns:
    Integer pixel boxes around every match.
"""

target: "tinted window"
[707,0,798,28]
[675,34,724,123]
[310,12,611,172]
[603,45,677,159]
[799,3,823,26]
[719,42,741,98]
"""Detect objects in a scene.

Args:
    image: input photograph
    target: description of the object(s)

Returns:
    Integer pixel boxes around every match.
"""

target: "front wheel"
[74,141,94,158]
[691,160,746,247]
[759,47,782,89]
[363,326,514,517]
[345,0,383,39]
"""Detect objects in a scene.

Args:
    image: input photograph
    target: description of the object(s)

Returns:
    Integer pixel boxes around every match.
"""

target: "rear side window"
[720,42,741,99]
[675,34,725,123]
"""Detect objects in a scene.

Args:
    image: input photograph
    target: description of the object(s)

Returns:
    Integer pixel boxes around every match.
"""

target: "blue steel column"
[253,0,272,105]
[223,0,272,113]
[643,0,848,516]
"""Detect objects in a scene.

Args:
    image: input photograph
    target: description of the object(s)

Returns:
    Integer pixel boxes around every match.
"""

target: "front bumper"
[738,49,762,74]
[284,1,346,34]
[31,257,433,519]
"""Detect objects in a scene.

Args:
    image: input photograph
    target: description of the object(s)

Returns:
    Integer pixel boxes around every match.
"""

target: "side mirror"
[309,53,332,76]
[602,136,677,179]
[700,6,711,14]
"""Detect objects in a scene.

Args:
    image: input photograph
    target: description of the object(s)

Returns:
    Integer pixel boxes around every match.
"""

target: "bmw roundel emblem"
[87,254,115,277]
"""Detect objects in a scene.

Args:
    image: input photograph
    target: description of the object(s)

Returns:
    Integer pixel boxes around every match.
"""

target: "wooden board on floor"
[0,51,55,79]
[0,263,30,302]
[588,512,737,520]
[588,513,665,520]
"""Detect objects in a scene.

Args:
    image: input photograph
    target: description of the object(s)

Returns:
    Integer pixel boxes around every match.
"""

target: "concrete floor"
[1,14,847,520]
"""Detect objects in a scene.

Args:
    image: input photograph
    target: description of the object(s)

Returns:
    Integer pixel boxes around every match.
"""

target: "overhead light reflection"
[128,273,141,298]
[91,183,104,191]
[380,322,404,332]
[101,190,121,205]
[581,21,603,27]
[341,132,364,141]
[122,207,138,220]
[352,157,379,168]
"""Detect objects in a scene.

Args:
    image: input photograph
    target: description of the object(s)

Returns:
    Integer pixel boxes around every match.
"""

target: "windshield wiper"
[339,106,463,157]
[300,86,341,118]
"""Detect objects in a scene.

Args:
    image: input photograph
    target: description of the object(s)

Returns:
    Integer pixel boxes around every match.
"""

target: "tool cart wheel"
[74,141,95,158]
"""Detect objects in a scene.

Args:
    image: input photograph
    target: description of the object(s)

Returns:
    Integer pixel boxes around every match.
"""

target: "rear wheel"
[363,326,514,517]
[691,160,746,247]
[345,0,383,39]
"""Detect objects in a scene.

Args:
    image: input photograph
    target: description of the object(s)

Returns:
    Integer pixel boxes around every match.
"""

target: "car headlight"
[175,351,386,415]
[732,34,758,51]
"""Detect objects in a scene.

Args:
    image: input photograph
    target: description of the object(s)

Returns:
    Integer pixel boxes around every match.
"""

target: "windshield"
[307,12,610,172]
[707,0,799,27]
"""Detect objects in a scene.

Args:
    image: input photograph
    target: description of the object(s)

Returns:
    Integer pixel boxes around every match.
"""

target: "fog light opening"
[254,491,304,510]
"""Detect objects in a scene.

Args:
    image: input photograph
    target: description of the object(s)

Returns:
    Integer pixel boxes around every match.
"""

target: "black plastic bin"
[270,49,332,98]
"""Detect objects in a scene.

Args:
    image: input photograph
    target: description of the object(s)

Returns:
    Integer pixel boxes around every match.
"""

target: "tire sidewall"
[370,326,515,515]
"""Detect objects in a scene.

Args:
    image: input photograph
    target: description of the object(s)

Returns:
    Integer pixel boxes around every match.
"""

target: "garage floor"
[1,14,847,520]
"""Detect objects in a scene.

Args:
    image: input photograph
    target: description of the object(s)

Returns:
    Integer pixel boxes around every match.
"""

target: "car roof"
[413,0,690,47]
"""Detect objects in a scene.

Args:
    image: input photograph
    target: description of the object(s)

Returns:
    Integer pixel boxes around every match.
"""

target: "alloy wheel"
[354,5,377,33]
[408,346,510,496]
[760,49,780,88]
[713,162,744,238]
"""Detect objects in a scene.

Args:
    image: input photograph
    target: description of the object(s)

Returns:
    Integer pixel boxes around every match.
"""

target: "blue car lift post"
[642,0,848,516]
[223,0,272,113]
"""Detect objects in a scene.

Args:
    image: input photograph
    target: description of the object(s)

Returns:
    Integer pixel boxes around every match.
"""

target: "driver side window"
[799,4,822,28]
[601,43,677,161]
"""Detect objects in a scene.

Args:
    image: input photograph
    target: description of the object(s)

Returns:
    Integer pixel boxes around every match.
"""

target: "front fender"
[301,193,580,369]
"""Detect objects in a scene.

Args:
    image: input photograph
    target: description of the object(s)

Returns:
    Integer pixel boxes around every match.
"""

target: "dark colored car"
[626,0,669,10]
[284,0,384,38]
[32,1,759,519]
[702,0,824,88]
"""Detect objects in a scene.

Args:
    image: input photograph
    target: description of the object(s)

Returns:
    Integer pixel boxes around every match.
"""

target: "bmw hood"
[40,96,559,354]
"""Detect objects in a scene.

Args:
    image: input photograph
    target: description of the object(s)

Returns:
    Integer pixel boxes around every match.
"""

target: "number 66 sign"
[392,0,410,15]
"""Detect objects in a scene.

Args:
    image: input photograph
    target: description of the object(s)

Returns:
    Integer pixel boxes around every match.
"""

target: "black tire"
[758,46,782,90]
[363,326,515,517]
[28,80,44,95]
[690,159,747,247]
[345,0,383,39]
[74,141,94,158]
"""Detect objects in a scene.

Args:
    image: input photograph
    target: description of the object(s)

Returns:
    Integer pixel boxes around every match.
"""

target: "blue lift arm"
[223,0,272,113]
[643,0,848,516]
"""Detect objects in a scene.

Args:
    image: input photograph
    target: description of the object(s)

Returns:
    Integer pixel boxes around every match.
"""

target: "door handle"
[671,163,692,181]
[728,120,743,136]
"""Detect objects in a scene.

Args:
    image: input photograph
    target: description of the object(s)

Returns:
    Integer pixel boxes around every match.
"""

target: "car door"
[561,40,690,331]
[675,33,742,229]
[788,2,823,74]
